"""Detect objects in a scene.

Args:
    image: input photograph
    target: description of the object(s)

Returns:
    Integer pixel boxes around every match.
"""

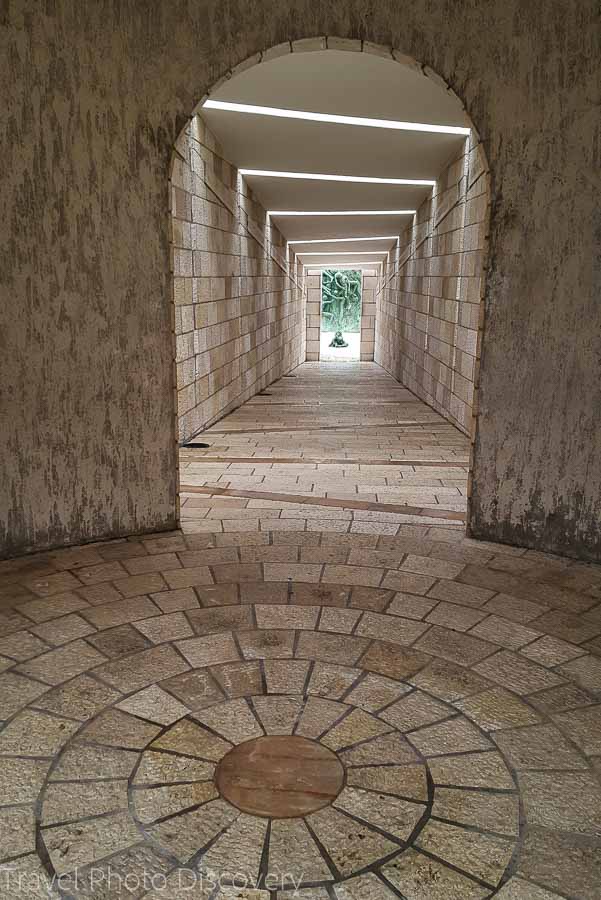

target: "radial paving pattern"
[1,366,601,899]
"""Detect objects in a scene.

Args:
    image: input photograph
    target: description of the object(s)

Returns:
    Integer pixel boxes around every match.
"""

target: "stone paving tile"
[306,805,399,877]
[415,819,514,884]
[19,591,91,623]
[400,554,464,579]
[414,625,496,666]
[176,632,241,667]
[251,695,304,734]
[133,750,215,785]
[474,650,565,694]
[493,722,588,770]
[517,825,601,899]
[151,587,200,612]
[151,718,231,760]
[81,596,158,629]
[133,611,194,643]
[31,613,96,645]
[0,806,36,860]
[348,585,393,611]
[0,630,50,660]
[95,644,190,692]
[482,593,549,623]
[41,780,129,826]
[294,582,349,607]
[306,662,361,699]
[333,874,398,899]
[268,818,334,885]
[532,609,600,644]
[380,690,452,731]
[387,592,438,619]
[519,633,585,666]
[494,877,569,899]
[355,610,430,645]
[432,787,519,836]
[426,601,488,632]
[380,570,437,594]
[556,653,601,695]
[318,606,362,633]
[455,686,542,730]
[322,565,383,587]
[79,708,161,748]
[428,750,515,789]
[134,781,218,823]
[321,707,392,750]
[0,709,79,756]
[295,697,346,739]
[86,623,151,658]
[296,631,370,665]
[193,697,264,743]
[553,703,601,755]
[255,603,319,630]
[0,671,51,717]
[264,658,310,693]
[211,661,263,699]
[0,756,52,804]
[519,771,601,834]
[341,731,421,767]
[162,566,213,589]
[147,798,238,864]
[187,604,254,635]
[199,813,267,884]
[360,640,430,679]
[409,658,492,701]
[239,628,296,659]
[346,763,428,801]
[42,811,141,874]
[335,785,424,841]
[468,614,542,649]
[382,847,489,899]
[122,552,183,575]
[408,716,493,756]
[50,744,139,780]
[344,673,410,711]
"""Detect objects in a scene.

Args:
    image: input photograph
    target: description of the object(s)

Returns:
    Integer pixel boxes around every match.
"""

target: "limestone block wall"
[375,137,489,435]
[171,116,305,442]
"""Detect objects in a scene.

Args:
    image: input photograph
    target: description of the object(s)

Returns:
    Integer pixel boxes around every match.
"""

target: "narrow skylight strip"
[289,235,398,245]
[240,169,435,186]
[269,210,416,216]
[203,99,471,136]
[296,251,388,256]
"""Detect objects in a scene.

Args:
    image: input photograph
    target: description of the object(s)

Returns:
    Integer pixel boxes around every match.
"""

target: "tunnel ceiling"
[199,50,469,268]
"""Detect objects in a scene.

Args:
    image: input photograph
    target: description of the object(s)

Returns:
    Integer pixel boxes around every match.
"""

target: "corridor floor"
[1,364,600,899]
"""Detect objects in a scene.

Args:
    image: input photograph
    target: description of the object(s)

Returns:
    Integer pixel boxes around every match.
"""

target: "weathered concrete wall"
[1,1,599,560]
[172,116,304,443]
[375,138,489,435]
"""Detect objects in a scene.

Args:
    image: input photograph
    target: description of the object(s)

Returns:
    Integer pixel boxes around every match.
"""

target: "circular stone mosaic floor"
[1,527,601,899]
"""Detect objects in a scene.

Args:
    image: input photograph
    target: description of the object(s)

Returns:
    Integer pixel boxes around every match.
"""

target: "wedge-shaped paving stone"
[16,640,106,686]
[133,781,218,824]
[176,632,241,667]
[432,787,519,836]
[356,611,429,645]
[361,640,430,679]
[307,805,399,878]
[553,703,601,755]
[151,719,232,761]
[426,602,488,632]
[426,580,495,608]
[319,607,362,634]
[147,798,239,863]
[343,673,410,712]
[296,631,370,665]
[415,625,496,666]
[162,668,225,709]
[198,813,267,884]
[520,634,586,666]
[50,745,139,780]
[335,786,424,841]
[43,811,141,874]
[347,763,428,801]
[455,686,542,731]
[518,771,601,834]
[408,715,492,756]
[78,708,161,749]
[333,873,399,899]
[265,659,311,693]
[134,612,193,643]
[86,623,151,659]
[41,780,129,826]
[252,695,304,734]
[0,806,36,860]
[193,698,263,743]
[340,731,420,767]
[1,852,60,897]
[269,818,333,886]
[409,658,492,701]
[416,819,515,884]
[134,751,215,785]
[255,603,319,630]
[0,757,51,805]
[321,707,392,750]
[380,690,451,731]
[82,597,159,629]
[117,685,190,725]
[428,751,515,789]
[493,723,588,770]
[494,877,566,899]
[474,650,565,694]
[65,843,173,899]
[0,630,54,659]
[239,628,296,659]
[187,605,254,635]
[0,671,50,717]
[306,662,360,699]
[0,710,79,756]
[295,697,346,739]
[382,847,490,899]
[211,661,263,698]
[95,644,190,692]
[388,593,438,620]
[557,653,601,695]
[517,826,601,900]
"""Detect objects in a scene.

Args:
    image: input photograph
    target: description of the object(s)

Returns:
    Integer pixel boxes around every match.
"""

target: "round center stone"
[215,735,345,818]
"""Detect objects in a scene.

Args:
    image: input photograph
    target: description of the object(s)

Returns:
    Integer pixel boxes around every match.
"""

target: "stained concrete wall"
[1,3,600,560]
[172,116,305,443]
[375,139,489,435]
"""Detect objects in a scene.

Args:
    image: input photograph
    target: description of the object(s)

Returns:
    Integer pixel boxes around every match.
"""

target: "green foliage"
[321,270,361,333]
